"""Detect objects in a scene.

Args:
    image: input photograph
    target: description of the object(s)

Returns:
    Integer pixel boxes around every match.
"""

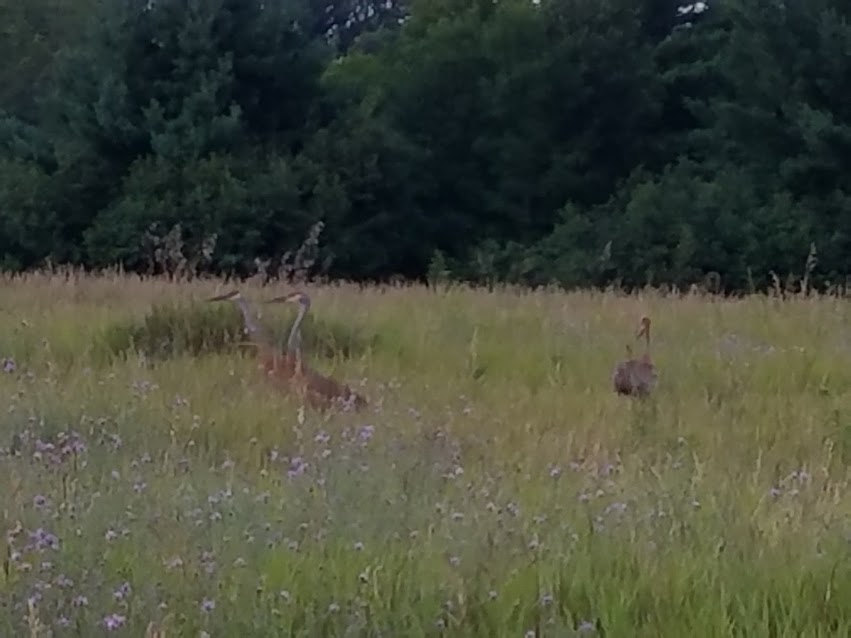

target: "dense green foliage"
[94,298,377,362]
[1,0,850,291]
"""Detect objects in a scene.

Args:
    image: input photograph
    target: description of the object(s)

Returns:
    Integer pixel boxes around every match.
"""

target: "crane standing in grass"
[265,291,368,411]
[205,289,299,385]
[612,316,658,398]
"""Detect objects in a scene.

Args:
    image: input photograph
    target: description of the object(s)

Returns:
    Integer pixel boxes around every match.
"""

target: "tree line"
[1,0,850,293]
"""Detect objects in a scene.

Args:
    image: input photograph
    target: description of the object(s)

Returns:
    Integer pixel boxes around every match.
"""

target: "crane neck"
[287,301,308,354]
[234,297,263,339]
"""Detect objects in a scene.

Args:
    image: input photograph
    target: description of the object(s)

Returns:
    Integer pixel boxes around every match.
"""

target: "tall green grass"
[0,271,849,637]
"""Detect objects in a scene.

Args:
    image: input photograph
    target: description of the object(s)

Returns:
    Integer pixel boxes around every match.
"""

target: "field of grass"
[1,271,849,637]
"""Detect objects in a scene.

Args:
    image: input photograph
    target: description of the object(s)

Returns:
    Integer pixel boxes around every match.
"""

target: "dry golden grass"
[0,270,849,636]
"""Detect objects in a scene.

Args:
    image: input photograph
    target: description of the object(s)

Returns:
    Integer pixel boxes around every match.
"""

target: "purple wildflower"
[59,431,87,456]
[113,581,131,601]
[287,457,308,479]
[27,527,59,552]
[357,425,375,444]
[55,574,74,588]
[103,613,126,630]
[34,440,55,454]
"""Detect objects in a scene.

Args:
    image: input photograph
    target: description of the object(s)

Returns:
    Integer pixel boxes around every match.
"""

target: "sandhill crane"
[205,289,299,384]
[265,291,368,411]
[612,316,658,398]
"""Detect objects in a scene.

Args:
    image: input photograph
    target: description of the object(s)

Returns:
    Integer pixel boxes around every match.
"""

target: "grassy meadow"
[0,271,850,637]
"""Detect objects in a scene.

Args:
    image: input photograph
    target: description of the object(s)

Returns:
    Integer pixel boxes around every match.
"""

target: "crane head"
[265,291,311,307]
[206,290,242,302]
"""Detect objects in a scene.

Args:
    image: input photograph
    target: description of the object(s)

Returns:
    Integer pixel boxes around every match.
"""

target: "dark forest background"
[1,0,850,292]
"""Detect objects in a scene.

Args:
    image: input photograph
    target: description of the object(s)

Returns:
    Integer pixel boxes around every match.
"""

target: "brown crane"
[265,291,368,412]
[612,316,658,398]
[205,289,299,385]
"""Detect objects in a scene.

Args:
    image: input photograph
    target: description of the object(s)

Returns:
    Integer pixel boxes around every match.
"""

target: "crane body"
[612,316,658,398]
[206,290,300,386]
[265,291,368,411]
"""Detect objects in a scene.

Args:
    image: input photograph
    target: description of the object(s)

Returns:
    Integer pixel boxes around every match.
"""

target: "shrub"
[93,300,377,362]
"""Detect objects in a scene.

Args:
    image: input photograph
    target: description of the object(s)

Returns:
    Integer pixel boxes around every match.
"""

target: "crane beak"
[206,291,236,302]
[265,293,306,304]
